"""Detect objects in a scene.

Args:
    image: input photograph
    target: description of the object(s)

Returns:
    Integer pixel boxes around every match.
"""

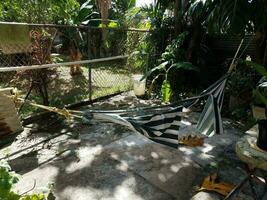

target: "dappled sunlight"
[137,155,146,161]
[5,107,243,200]
[200,143,214,153]
[110,152,119,160]
[158,173,167,182]
[160,159,170,164]
[197,154,214,162]
[179,147,194,155]
[66,144,103,173]
[151,152,159,159]
[116,161,129,172]
[1,89,245,199]
[125,141,137,147]
[112,177,144,200]
[60,128,68,133]
[59,186,110,200]
[15,165,59,194]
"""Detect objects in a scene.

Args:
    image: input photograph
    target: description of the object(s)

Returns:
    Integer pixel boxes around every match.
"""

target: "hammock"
[5,38,245,149]
[83,74,229,148]
[81,38,246,148]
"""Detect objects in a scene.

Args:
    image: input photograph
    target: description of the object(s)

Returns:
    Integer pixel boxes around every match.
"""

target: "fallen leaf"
[178,135,204,147]
[197,173,235,196]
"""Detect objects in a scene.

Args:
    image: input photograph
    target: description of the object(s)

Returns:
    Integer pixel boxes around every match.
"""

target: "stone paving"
[0,92,266,200]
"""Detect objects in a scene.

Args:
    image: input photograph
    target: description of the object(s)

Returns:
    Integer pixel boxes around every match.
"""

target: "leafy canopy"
[0,0,80,23]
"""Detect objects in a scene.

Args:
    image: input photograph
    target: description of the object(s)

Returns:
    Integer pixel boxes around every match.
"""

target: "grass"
[1,63,132,118]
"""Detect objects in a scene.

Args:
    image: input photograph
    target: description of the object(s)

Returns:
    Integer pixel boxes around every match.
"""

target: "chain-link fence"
[0,23,151,118]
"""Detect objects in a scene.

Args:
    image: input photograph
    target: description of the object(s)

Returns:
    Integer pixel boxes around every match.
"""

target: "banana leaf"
[141,61,168,81]
[246,61,267,78]
[253,88,267,107]
[169,62,199,72]
[161,80,172,103]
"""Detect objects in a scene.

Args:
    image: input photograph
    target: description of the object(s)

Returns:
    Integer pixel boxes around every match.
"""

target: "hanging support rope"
[5,92,83,120]
[228,39,244,73]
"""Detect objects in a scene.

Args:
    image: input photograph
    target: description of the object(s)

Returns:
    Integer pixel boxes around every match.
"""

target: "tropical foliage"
[0,160,51,200]
[1,0,267,106]
[247,61,267,107]
[0,0,79,23]
[143,32,199,102]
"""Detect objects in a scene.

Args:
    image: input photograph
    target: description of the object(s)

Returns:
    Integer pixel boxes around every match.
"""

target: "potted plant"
[247,61,267,151]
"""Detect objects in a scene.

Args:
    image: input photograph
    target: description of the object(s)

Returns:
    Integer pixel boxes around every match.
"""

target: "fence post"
[87,26,92,102]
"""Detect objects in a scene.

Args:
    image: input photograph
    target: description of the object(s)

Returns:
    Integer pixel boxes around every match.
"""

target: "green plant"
[124,6,153,73]
[0,160,48,200]
[227,65,253,98]
[129,39,151,73]
[12,30,57,106]
[0,0,80,23]
[0,160,20,200]
[246,61,267,107]
[142,32,199,102]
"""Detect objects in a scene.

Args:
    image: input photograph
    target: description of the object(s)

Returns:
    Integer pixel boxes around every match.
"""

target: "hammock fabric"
[85,74,229,148]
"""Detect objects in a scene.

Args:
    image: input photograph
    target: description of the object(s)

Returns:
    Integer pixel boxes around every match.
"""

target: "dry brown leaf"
[197,173,235,196]
[178,135,204,147]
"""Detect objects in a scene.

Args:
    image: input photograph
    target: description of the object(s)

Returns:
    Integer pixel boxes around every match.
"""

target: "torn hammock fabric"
[84,74,229,148]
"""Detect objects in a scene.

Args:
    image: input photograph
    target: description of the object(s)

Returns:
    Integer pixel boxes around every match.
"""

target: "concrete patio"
[0,92,263,200]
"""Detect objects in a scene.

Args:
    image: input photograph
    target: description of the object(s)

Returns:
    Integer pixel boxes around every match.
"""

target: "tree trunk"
[174,0,182,37]
[187,21,202,61]
[69,42,83,76]
[96,0,111,41]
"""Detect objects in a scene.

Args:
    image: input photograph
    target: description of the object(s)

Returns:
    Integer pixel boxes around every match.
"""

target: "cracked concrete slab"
[105,134,201,199]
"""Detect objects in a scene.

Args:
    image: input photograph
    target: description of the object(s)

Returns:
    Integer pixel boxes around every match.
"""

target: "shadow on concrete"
[11,118,202,200]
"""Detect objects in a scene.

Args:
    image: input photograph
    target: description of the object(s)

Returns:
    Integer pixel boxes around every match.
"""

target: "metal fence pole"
[87,27,92,102]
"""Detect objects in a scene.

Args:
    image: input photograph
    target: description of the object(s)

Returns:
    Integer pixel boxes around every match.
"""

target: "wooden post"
[87,27,93,102]
[88,65,92,102]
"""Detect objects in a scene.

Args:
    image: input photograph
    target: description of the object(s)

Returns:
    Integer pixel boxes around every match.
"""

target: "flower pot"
[257,119,267,151]
[132,74,146,96]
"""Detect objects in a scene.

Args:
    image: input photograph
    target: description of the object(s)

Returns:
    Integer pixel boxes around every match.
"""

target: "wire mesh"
[91,64,132,99]
[0,23,150,118]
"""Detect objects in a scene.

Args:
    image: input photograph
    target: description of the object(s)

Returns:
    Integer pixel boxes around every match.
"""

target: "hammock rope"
[5,93,83,120]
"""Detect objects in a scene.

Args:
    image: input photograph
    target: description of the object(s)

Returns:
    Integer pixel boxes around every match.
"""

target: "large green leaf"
[161,80,172,103]
[74,0,99,24]
[128,0,136,9]
[141,61,169,81]
[21,193,46,200]
[253,88,267,107]
[168,62,200,73]
[246,61,267,78]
